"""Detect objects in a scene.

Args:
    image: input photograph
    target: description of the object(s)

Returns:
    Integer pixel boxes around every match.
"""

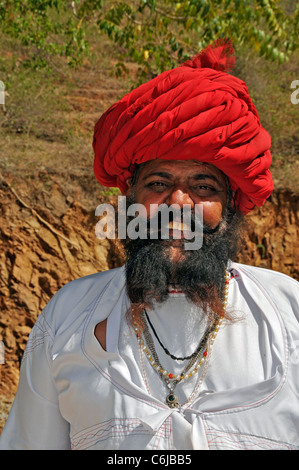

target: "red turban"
[93,38,273,214]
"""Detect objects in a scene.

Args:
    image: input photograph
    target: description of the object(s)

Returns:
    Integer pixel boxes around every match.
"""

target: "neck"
[145,294,209,360]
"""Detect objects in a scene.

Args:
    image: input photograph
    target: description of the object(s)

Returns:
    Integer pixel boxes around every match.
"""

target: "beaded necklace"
[132,270,230,408]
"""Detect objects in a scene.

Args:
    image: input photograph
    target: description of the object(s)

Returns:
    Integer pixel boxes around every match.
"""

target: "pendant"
[166,393,180,408]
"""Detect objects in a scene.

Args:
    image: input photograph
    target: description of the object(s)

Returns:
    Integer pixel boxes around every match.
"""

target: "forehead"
[138,159,227,184]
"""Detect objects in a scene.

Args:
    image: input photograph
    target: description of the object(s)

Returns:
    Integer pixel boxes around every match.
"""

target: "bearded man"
[1,39,298,451]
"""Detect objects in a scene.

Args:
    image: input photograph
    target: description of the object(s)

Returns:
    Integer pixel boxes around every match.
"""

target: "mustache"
[124,205,220,238]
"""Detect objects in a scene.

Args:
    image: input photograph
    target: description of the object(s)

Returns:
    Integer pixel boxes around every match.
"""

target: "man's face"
[127,159,229,231]
[123,158,242,319]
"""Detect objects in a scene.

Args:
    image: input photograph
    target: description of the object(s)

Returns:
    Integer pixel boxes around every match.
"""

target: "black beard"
[121,198,243,320]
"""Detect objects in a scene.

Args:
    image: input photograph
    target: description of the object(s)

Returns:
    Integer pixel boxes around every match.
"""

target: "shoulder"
[231,262,298,288]
[230,262,299,317]
[40,266,126,334]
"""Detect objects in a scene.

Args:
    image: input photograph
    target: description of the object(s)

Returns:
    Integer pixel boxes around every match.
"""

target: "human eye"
[192,184,218,196]
[146,181,169,192]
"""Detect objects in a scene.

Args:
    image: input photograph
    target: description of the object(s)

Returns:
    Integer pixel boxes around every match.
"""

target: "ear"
[125,177,133,196]
[230,190,236,208]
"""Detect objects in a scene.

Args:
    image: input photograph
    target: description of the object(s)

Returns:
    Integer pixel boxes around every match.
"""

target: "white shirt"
[0,262,298,450]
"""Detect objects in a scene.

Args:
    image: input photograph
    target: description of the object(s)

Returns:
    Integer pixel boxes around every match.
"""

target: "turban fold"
[93,38,273,214]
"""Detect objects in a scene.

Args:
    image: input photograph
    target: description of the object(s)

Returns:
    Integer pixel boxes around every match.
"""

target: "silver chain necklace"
[141,311,218,407]
[132,270,230,408]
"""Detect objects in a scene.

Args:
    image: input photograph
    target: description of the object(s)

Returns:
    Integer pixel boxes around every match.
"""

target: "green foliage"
[0,0,97,67]
[0,0,298,78]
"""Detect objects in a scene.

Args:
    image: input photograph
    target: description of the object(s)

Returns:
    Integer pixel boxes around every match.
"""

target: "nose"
[166,187,194,208]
